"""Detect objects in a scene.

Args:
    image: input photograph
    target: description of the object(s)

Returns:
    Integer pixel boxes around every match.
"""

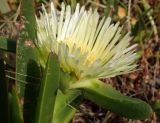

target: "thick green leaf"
[21,0,36,40]
[71,79,152,119]
[16,0,41,122]
[53,90,82,123]
[23,59,41,123]
[10,87,23,123]
[0,59,9,123]
[16,0,38,98]
[0,37,16,53]
[35,53,60,123]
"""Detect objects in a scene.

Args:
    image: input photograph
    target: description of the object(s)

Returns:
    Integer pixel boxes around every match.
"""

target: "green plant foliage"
[71,79,152,119]
[35,53,60,123]
[10,87,23,123]
[152,100,160,119]
[53,90,82,123]
[16,0,40,98]
[0,37,16,53]
[0,1,156,123]
[16,0,41,122]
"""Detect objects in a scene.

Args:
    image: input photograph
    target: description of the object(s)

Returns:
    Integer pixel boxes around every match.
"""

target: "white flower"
[36,2,138,80]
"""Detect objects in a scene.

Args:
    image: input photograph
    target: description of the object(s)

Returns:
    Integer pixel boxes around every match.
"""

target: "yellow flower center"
[66,40,98,65]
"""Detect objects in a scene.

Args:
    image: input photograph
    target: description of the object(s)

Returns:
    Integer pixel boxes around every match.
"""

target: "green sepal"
[59,71,77,93]
[53,90,82,123]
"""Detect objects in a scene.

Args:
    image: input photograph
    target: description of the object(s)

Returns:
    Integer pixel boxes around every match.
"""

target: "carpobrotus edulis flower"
[36,2,138,80]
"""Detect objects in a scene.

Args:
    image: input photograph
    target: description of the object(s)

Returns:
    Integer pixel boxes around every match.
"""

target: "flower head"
[36,2,138,80]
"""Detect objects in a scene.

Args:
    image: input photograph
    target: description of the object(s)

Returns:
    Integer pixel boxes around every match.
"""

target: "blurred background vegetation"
[0,0,160,122]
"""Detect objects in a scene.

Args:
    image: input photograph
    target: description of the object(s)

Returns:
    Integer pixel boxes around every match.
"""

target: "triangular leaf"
[71,79,152,119]
[35,53,60,123]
